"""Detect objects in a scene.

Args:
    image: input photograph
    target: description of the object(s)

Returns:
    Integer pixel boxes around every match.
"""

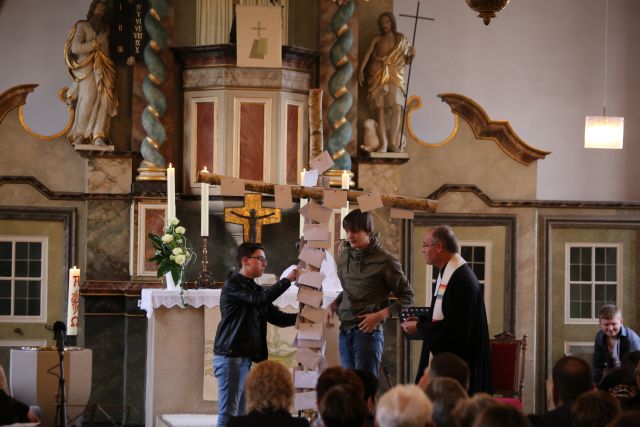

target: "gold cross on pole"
[224,193,281,243]
[252,21,266,37]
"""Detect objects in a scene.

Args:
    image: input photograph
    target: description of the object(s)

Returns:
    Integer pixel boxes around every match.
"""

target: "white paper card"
[302,169,319,187]
[294,370,319,389]
[323,188,348,209]
[274,185,294,209]
[357,192,384,212]
[297,321,323,340]
[309,151,334,174]
[390,207,415,219]
[304,223,330,241]
[300,305,327,323]
[297,286,323,308]
[298,246,325,268]
[220,177,245,196]
[306,201,333,224]
[295,391,317,410]
[296,348,322,370]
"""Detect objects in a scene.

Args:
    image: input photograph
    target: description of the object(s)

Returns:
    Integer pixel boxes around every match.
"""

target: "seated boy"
[592,304,640,385]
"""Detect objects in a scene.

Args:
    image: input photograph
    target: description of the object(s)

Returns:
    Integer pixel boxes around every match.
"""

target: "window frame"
[0,235,48,323]
[564,242,622,325]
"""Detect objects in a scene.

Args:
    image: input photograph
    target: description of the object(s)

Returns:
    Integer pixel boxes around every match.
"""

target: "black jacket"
[214,272,297,362]
[0,390,30,425]
[230,410,309,427]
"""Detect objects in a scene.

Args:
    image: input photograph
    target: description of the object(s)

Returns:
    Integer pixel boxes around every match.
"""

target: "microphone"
[53,321,66,351]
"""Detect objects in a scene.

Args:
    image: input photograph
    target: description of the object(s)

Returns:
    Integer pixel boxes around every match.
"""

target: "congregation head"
[320,384,369,427]
[315,366,364,410]
[428,352,470,391]
[552,356,593,406]
[426,377,468,427]
[243,360,294,413]
[376,384,432,427]
[571,390,621,427]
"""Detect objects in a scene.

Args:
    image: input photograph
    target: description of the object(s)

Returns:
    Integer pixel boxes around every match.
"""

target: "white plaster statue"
[360,118,380,152]
[64,0,118,146]
[359,12,415,153]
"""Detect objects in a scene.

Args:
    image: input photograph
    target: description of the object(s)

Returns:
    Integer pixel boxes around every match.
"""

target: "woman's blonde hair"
[245,360,294,413]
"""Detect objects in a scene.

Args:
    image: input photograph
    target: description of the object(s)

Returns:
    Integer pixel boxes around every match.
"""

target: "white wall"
[395,0,640,201]
[0,0,88,135]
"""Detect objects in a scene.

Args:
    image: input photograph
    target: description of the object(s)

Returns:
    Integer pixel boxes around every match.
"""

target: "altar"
[139,288,340,427]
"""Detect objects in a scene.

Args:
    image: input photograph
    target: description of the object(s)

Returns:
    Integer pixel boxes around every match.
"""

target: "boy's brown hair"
[598,304,622,320]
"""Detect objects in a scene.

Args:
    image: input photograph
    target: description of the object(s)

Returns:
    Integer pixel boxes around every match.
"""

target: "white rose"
[175,254,187,265]
[175,226,186,234]
[172,248,183,255]
[161,234,173,243]
[170,218,180,226]
[170,255,175,261]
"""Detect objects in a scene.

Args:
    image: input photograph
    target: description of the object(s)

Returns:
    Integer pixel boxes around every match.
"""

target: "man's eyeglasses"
[247,256,267,263]
[422,242,440,248]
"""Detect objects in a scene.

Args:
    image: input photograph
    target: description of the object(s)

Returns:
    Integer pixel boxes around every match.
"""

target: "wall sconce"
[465,0,510,25]
[585,0,624,149]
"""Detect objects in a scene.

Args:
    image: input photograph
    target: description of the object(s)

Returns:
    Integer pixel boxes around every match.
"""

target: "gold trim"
[335,56,348,67]
[332,117,346,129]
[17,87,74,141]
[148,73,162,85]
[147,104,160,118]
[149,39,161,52]
[331,149,346,160]
[334,86,347,98]
[149,8,161,21]
[406,95,459,148]
[337,24,349,36]
[143,136,161,151]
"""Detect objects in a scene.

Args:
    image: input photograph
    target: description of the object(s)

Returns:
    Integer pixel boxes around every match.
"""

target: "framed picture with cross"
[236,4,282,68]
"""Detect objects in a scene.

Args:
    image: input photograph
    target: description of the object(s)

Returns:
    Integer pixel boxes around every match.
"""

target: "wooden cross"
[224,193,281,243]
[252,21,266,37]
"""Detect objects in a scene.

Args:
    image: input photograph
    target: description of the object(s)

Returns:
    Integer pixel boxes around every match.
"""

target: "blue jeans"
[213,354,251,427]
[339,329,384,377]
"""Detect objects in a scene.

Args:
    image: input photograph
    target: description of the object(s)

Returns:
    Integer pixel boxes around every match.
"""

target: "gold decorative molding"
[406,95,459,147]
[0,83,74,140]
[439,93,550,165]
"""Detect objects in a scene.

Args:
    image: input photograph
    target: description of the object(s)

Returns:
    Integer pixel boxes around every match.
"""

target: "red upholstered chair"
[490,331,527,411]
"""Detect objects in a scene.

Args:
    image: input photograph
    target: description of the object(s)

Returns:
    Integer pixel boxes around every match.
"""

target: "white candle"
[66,266,81,336]
[201,166,209,237]
[341,170,350,190]
[167,164,175,222]
[299,169,306,237]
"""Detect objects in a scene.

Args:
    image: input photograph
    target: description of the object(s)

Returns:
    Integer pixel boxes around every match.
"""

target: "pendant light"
[585,0,624,149]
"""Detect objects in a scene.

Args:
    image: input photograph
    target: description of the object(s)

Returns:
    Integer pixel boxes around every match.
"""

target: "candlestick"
[201,166,209,237]
[66,266,81,336]
[195,237,220,289]
[167,163,176,222]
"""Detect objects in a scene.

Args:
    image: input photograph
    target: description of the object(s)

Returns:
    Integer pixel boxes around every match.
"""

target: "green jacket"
[335,233,414,331]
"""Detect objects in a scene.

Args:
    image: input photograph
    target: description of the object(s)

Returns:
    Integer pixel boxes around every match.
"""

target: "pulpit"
[139,288,339,427]
[10,347,92,426]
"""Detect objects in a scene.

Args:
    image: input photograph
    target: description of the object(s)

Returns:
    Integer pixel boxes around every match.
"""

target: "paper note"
[357,192,384,212]
[309,151,334,174]
[294,391,317,410]
[296,348,322,370]
[304,223,330,241]
[274,185,294,209]
[305,201,333,224]
[390,207,415,219]
[297,321,323,340]
[297,286,324,308]
[294,370,319,389]
[301,305,327,324]
[294,337,326,349]
[298,271,325,289]
[302,169,319,187]
[220,177,245,196]
[323,188,348,209]
[298,246,325,268]
[306,240,331,249]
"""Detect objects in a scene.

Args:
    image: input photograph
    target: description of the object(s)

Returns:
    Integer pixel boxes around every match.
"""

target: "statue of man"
[64,0,118,146]
[359,12,415,153]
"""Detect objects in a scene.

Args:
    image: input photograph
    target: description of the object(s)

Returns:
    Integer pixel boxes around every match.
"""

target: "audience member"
[0,389,40,425]
[355,369,379,417]
[592,305,640,385]
[605,411,640,427]
[229,360,308,427]
[623,359,640,411]
[528,356,593,427]
[376,384,432,427]
[454,393,500,427]
[313,366,365,427]
[320,384,369,427]
[418,352,470,392]
[570,389,621,427]
[426,377,468,427]
[472,403,531,427]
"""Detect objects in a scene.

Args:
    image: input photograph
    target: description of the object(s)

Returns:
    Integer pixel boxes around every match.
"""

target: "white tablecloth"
[139,288,340,319]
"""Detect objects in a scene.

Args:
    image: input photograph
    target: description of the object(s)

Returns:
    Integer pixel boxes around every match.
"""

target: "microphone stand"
[54,321,69,427]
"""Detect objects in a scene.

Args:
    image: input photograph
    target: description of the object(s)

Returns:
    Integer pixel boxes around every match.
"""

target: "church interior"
[1,0,639,425]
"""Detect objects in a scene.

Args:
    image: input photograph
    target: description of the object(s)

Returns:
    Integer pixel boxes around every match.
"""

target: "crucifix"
[224,193,281,243]
[399,2,435,142]
[252,21,266,37]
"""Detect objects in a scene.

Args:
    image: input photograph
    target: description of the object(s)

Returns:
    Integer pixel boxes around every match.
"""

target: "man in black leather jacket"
[213,242,299,427]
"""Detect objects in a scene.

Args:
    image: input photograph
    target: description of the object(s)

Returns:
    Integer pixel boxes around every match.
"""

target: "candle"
[66,267,81,336]
[300,169,307,237]
[341,170,350,190]
[201,166,209,237]
[167,164,175,222]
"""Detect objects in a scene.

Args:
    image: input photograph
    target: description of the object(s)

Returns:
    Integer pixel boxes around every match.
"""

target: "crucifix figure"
[224,193,281,243]
[250,21,268,59]
[252,21,265,37]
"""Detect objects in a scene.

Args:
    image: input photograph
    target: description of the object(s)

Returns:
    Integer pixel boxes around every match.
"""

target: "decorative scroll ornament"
[465,0,510,25]
[137,0,169,181]
[327,0,354,172]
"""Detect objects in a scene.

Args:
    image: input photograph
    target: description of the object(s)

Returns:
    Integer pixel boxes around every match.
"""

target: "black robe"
[415,262,493,394]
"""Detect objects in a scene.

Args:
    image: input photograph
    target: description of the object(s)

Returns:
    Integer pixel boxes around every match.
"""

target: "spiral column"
[326,0,354,174]
[136,0,168,181]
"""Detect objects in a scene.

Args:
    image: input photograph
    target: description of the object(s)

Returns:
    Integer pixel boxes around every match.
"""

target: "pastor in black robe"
[415,261,493,395]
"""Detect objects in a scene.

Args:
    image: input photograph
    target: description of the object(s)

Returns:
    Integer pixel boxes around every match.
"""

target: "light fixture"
[585,0,624,149]
[465,0,510,25]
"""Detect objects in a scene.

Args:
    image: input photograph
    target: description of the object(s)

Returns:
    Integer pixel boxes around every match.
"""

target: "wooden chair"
[490,331,527,409]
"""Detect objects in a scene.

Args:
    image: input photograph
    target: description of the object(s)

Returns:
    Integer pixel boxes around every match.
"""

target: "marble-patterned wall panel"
[86,200,130,280]
[86,158,132,194]
[124,315,147,425]
[84,315,126,423]
[183,68,311,92]
[239,103,265,181]
[286,104,300,185]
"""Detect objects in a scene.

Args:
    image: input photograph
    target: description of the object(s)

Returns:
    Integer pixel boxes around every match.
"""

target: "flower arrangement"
[148,218,195,285]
